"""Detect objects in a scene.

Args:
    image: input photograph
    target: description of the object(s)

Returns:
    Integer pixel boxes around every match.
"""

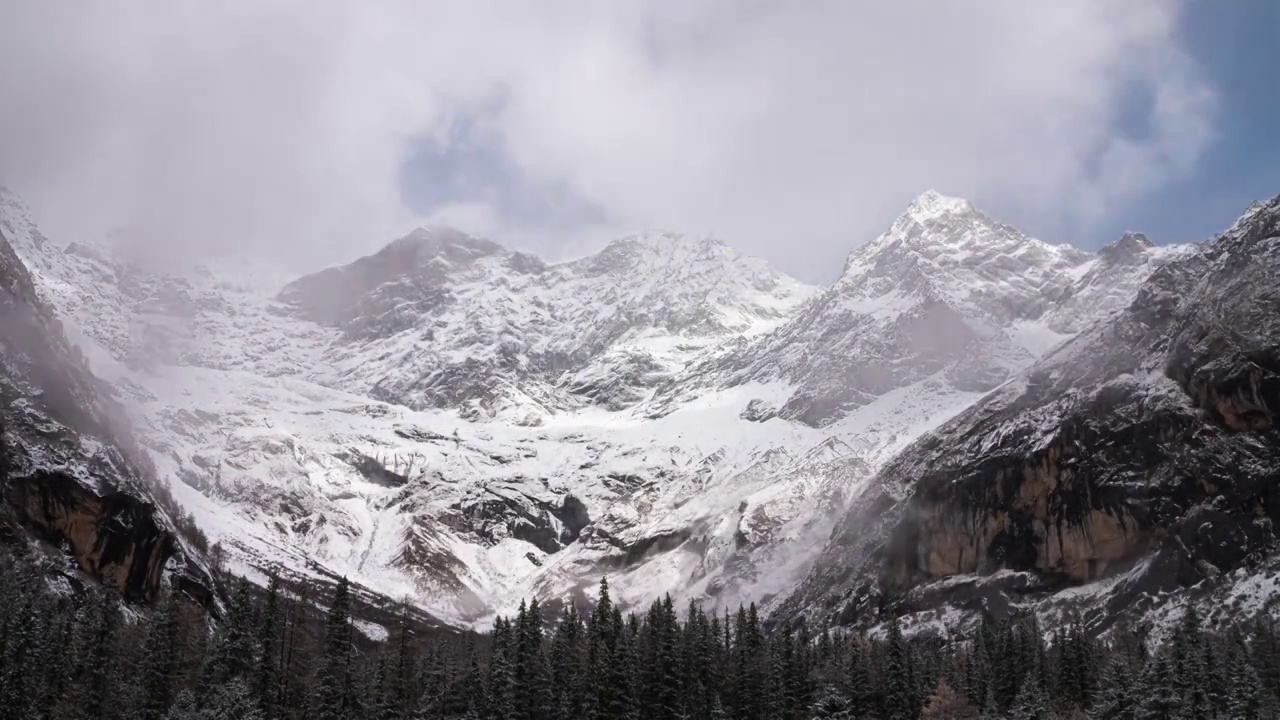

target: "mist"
[0,1,1211,282]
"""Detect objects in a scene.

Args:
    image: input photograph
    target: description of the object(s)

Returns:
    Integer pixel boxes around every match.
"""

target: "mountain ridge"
[3,183,1239,637]
[777,193,1280,639]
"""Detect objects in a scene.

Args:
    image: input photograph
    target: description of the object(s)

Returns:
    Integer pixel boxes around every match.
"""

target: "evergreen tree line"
[3,547,1280,720]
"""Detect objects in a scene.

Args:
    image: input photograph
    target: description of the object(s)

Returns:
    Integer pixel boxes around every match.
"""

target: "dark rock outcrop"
[452,488,594,555]
[6,470,175,602]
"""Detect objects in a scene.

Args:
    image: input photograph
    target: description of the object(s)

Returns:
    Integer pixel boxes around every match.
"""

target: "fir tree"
[315,576,354,720]
[203,579,257,692]
[806,684,853,719]
[845,634,873,716]
[256,573,282,719]
[490,616,519,720]
[1135,653,1180,720]
[389,599,417,720]
[1009,676,1050,720]
[1087,657,1135,720]
[142,591,184,720]
[82,587,122,720]
[164,689,202,720]
[203,678,268,720]
[513,598,551,720]
[1225,628,1264,720]
[1171,605,1210,718]
[551,602,586,717]
[881,618,915,720]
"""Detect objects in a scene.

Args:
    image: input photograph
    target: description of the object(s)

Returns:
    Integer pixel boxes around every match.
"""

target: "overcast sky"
[0,1,1271,283]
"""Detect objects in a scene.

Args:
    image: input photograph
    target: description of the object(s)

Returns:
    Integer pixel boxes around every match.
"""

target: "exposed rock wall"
[6,470,175,602]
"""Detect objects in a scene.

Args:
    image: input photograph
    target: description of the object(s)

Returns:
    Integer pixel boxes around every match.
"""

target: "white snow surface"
[0,187,1180,628]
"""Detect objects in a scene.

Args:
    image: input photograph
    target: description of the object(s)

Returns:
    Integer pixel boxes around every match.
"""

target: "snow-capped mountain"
[780,195,1280,639]
[279,226,816,423]
[649,191,1183,428]
[0,191,213,605]
[0,185,1195,629]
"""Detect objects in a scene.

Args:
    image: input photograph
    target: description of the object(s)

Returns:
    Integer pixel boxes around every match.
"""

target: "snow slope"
[1,186,1180,627]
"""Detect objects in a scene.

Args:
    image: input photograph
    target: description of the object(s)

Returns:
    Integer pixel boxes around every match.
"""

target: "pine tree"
[489,616,518,720]
[1225,628,1264,720]
[806,684,853,719]
[389,599,417,720]
[588,578,622,720]
[256,573,282,719]
[0,565,39,718]
[964,627,993,711]
[1009,676,1050,720]
[551,602,586,718]
[440,639,488,719]
[605,606,640,720]
[315,576,354,720]
[27,593,70,719]
[1087,656,1135,720]
[512,598,550,720]
[203,677,267,720]
[710,694,730,720]
[141,591,184,720]
[881,618,915,720]
[844,635,873,717]
[656,595,683,720]
[791,618,815,714]
[1171,605,1210,718]
[164,689,202,720]
[1251,616,1280,701]
[82,587,122,720]
[767,628,791,720]
[203,579,257,692]
[1135,654,1180,720]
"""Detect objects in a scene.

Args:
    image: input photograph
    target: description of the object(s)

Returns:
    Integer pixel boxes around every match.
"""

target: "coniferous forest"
[2,548,1280,720]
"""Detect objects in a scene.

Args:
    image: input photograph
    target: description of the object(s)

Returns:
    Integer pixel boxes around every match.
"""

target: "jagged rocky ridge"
[650,192,1177,427]
[0,205,212,604]
[782,195,1280,636]
[279,226,816,422]
[0,185,1199,629]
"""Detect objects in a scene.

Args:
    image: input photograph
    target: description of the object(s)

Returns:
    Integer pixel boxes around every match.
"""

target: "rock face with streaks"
[5,471,175,602]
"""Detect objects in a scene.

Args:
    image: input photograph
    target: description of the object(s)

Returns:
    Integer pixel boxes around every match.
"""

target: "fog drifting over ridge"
[0,0,1212,282]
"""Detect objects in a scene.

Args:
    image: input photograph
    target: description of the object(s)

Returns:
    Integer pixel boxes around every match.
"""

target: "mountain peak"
[604,231,725,255]
[903,190,974,223]
[842,191,1016,274]
[381,225,506,263]
[582,231,733,276]
[1098,231,1154,262]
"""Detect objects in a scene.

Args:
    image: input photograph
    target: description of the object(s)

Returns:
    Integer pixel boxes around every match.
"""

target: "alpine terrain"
[10,181,1264,641]
[784,194,1280,640]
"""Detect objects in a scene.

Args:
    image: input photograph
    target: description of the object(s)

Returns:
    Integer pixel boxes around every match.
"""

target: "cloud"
[0,0,1213,281]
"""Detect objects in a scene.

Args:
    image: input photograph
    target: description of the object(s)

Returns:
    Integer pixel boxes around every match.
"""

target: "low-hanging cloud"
[0,0,1213,281]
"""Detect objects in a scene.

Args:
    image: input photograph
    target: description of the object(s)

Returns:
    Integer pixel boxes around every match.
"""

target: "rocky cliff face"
[0,196,206,603]
[782,196,1280,635]
[4,471,174,602]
